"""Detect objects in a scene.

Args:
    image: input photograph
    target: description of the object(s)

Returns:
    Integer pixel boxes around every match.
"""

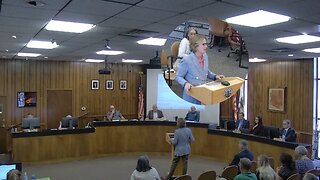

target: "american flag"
[232,94,237,121]
[138,86,144,120]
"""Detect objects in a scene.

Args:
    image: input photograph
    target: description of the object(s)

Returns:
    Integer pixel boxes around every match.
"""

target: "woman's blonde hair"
[177,118,186,128]
[189,34,207,53]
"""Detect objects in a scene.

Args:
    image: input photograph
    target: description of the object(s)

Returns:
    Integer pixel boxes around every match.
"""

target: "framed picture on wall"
[106,80,113,90]
[120,80,127,90]
[268,87,286,112]
[91,80,99,90]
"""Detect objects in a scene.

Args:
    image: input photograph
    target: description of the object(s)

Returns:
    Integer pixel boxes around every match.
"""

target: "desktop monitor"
[61,117,78,129]
[21,118,40,129]
[0,163,22,180]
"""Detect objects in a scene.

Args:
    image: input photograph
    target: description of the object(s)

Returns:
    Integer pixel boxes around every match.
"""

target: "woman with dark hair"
[277,153,297,180]
[174,27,198,71]
[130,156,160,180]
[165,118,195,180]
[250,116,264,137]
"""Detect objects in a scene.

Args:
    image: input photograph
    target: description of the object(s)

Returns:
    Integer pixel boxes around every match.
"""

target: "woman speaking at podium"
[175,34,224,104]
[165,118,195,180]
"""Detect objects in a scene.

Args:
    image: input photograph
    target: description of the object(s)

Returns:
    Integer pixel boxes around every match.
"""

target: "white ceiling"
[0,0,319,62]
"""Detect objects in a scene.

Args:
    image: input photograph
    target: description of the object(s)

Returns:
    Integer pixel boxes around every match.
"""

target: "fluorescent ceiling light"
[122,59,143,63]
[276,35,320,44]
[17,53,41,57]
[85,59,104,63]
[249,58,266,63]
[303,48,320,53]
[12,35,17,39]
[27,40,59,49]
[96,50,124,55]
[137,37,166,46]
[288,54,294,57]
[45,20,95,33]
[226,10,290,27]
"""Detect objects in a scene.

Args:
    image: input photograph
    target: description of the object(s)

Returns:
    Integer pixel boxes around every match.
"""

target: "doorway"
[47,90,72,129]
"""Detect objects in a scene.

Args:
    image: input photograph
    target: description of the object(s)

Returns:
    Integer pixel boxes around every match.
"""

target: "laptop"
[0,163,22,180]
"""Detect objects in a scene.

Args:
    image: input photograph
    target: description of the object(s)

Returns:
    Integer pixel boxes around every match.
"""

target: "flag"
[138,86,144,120]
[232,94,237,122]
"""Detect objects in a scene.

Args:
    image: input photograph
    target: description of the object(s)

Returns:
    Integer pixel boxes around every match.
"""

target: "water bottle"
[31,174,36,180]
[24,172,28,180]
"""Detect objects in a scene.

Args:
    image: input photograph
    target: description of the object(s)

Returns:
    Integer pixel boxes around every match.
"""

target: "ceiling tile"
[100,17,150,29]
[54,11,106,24]
[1,4,58,20]
[2,0,70,10]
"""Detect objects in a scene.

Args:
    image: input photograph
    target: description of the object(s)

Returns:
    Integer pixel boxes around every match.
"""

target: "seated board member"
[250,116,264,137]
[106,105,125,121]
[280,119,296,142]
[235,112,249,130]
[147,104,164,120]
[230,140,254,168]
[185,106,200,122]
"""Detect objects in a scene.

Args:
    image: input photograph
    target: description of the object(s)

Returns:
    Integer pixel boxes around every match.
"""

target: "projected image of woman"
[175,34,224,104]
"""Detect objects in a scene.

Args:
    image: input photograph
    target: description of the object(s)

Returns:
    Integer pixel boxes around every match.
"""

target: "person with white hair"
[185,106,200,122]
[280,119,297,142]
[147,104,164,120]
[295,146,314,175]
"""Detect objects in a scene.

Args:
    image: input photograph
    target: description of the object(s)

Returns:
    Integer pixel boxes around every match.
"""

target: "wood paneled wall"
[248,59,313,143]
[0,59,143,129]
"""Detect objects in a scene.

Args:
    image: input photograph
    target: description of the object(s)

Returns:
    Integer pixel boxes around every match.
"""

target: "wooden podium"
[166,133,183,176]
[187,77,244,105]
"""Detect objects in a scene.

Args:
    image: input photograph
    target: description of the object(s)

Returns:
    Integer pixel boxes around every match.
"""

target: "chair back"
[287,173,300,180]
[161,49,168,66]
[307,169,320,176]
[198,170,216,180]
[174,175,192,180]
[267,157,275,169]
[250,161,257,173]
[207,17,228,37]
[221,165,238,180]
[171,41,180,58]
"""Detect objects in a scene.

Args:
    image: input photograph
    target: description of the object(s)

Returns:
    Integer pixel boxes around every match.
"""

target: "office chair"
[174,175,192,180]
[207,17,228,51]
[220,165,238,180]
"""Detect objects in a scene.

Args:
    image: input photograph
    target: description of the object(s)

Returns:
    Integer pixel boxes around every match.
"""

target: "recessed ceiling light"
[96,50,124,55]
[5,49,9,52]
[122,59,143,63]
[303,47,320,53]
[288,54,294,57]
[17,53,41,57]
[137,37,166,46]
[249,58,266,62]
[85,59,104,63]
[44,56,48,59]
[226,10,290,27]
[45,20,95,33]
[27,40,59,49]
[276,34,320,44]
[12,35,17,39]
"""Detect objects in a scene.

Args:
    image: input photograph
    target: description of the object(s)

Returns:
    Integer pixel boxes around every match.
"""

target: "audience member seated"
[303,173,318,180]
[130,156,160,180]
[26,113,34,118]
[58,115,72,130]
[106,105,125,121]
[280,119,297,142]
[277,153,297,180]
[294,146,314,175]
[235,112,250,130]
[250,116,264,137]
[256,154,276,180]
[230,140,254,168]
[234,158,257,180]
[147,105,164,120]
[185,106,200,122]
[6,169,21,180]
[173,27,198,71]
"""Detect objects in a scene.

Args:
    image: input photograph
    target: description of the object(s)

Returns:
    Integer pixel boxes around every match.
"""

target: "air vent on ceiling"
[119,29,160,38]
[266,48,296,53]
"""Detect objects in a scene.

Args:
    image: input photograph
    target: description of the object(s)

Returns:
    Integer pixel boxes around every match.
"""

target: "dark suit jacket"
[147,110,164,119]
[235,119,250,129]
[280,128,296,142]
[251,125,264,137]
[229,149,254,166]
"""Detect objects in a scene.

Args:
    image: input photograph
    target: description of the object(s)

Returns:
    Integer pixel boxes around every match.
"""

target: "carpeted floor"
[23,154,227,180]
